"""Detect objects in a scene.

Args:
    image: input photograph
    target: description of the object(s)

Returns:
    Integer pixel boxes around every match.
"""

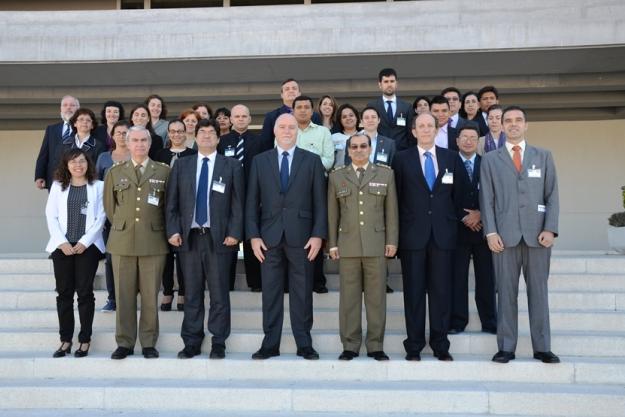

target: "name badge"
[148,195,160,206]
[396,114,406,127]
[528,165,541,178]
[538,204,546,213]
[442,169,454,184]
[80,202,88,216]
[212,177,226,194]
[225,147,235,157]
[376,151,388,163]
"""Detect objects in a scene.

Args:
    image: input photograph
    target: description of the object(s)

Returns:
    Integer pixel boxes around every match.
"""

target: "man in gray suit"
[480,106,560,364]
[166,119,244,359]
[246,113,328,360]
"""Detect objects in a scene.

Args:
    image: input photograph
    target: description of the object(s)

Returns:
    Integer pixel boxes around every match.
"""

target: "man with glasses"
[328,132,398,361]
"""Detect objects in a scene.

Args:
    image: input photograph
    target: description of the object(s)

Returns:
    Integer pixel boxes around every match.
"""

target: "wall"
[0,0,116,10]
[1,120,623,254]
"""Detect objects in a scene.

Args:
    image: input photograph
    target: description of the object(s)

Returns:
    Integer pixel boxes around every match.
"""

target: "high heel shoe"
[160,295,173,311]
[74,342,90,358]
[177,295,185,311]
[53,341,72,358]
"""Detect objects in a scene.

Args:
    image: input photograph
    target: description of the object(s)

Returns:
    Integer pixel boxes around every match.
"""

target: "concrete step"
[0,412,569,417]
[1,307,624,333]
[1,353,625,386]
[1,328,624,357]
[0,378,623,416]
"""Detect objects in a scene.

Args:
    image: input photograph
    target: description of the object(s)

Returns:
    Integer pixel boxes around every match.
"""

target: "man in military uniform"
[104,126,170,360]
[328,132,399,361]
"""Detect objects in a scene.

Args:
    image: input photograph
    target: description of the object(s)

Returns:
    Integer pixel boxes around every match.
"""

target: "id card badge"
[225,147,235,157]
[396,113,406,127]
[538,204,546,213]
[528,165,541,178]
[148,192,160,206]
[376,151,388,164]
[80,202,88,216]
[212,177,226,193]
[442,169,454,184]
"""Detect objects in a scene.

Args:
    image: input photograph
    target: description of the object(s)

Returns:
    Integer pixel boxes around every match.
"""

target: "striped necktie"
[235,136,244,162]
[62,123,72,141]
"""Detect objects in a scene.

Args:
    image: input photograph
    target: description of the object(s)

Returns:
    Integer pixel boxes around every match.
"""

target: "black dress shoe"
[177,303,184,311]
[296,347,320,360]
[53,342,72,358]
[405,352,421,361]
[386,285,394,294]
[313,285,328,294]
[338,350,359,360]
[482,327,497,335]
[533,351,560,364]
[160,302,172,312]
[492,350,515,363]
[447,328,464,335]
[367,351,390,361]
[177,346,201,359]
[111,346,134,360]
[209,344,226,359]
[142,347,159,359]
[251,287,262,293]
[252,348,280,360]
[74,342,90,358]
[434,351,454,361]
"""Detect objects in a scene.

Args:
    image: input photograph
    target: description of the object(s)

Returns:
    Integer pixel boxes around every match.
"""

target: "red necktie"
[512,145,522,172]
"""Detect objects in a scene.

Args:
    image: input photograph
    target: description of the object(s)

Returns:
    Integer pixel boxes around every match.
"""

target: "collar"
[383,95,397,103]
[197,150,217,161]
[299,121,317,131]
[417,144,436,157]
[460,153,476,164]
[352,162,369,173]
[505,140,526,153]
[131,157,149,167]
[276,144,295,157]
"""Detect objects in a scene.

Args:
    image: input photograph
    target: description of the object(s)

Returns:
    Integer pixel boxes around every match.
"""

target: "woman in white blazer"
[45,148,106,358]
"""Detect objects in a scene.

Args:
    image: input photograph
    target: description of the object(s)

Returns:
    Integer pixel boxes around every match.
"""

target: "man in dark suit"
[441,87,464,130]
[166,119,244,359]
[449,125,497,335]
[366,68,414,151]
[476,85,500,137]
[35,95,80,190]
[218,104,272,292]
[392,113,463,362]
[430,95,459,151]
[246,113,327,360]
[260,78,321,145]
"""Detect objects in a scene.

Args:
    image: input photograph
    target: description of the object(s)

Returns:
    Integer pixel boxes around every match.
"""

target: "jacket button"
[428,210,432,215]
[359,201,363,205]
[136,207,140,211]
[135,218,140,222]
[360,221,364,226]
[359,191,363,195]
[430,194,433,198]
[137,187,141,192]
[136,197,140,201]
[359,211,364,215]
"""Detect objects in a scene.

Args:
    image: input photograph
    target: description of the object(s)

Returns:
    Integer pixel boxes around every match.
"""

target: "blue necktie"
[196,157,209,226]
[280,151,289,193]
[62,123,72,141]
[386,100,393,122]
[424,151,436,191]
[464,159,473,181]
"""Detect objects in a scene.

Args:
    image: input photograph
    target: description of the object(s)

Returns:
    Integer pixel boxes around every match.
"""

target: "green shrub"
[608,212,625,227]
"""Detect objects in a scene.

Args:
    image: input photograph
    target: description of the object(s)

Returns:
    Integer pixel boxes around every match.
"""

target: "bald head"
[230,104,251,133]
[274,113,298,150]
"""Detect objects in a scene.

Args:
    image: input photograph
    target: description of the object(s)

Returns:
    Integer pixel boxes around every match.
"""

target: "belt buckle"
[198,227,209,235]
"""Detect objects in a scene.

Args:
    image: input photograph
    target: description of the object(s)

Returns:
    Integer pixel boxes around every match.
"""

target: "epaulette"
[374,162,391,169]
[156,161,169,167]
[331,165,348,172]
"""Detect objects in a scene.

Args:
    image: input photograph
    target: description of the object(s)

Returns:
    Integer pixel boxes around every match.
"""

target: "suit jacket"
[480,144,559,248]
[260,105,322,144]
[103,159,170,256]
[328,163,398,257]
[445,126,459,152]
[392,146,462,251]
[62,135,107,169]
[476,113,489,137]
[45,180,106,253]
[344,133,396,167]
[218,130,272,183]
[455,154,485,245]
[246,147,328,248]
[35,122,68,188]
[367,97,414,150]
[165,153,244,253]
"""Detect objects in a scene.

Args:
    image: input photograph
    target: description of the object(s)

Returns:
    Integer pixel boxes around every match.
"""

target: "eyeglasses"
[168,130,185,135]
[113,131,128,137]
[349,144,369,150]
[458,136,478,142]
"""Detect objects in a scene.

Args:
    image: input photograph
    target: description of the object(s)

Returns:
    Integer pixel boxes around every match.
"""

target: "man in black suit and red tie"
[392,112,463,362]
[246,113,327,360]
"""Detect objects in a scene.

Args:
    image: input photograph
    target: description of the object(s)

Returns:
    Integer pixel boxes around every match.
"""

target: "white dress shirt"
[434,123,449,149]
[192,151,216,228]
[276,144,295,174]
[382,95,397,118]
[417,145,438,177]
[505,140,526,163]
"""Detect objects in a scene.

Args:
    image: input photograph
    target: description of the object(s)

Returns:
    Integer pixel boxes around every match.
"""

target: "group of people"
[36,67,560,365]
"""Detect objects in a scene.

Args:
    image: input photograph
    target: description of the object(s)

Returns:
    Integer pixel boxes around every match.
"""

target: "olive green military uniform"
[103,159,170,350]
[328,163,398,353]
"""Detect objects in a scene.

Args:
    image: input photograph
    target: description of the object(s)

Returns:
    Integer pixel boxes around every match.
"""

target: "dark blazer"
[165,153,244,254]
[476,113,489,137]
[217,130,273,183]
[367,97,414,151]
[35,122,68,188]
[154,147,197,166]
[260,106,322,144]
[344,133,396,166]
[445,126,459,152]
[246,147,328,248]
[392,145,462,251]
[455,154,484,244]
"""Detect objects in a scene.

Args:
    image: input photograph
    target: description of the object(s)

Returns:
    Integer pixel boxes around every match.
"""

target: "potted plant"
[607,186,625,254]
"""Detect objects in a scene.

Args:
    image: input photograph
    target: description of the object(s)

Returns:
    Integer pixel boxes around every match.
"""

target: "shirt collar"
[131,157,149,167]
[417,144,436,157]
[383,95,396,103]
[352,162,369,173]
[276,144,295,157]
[505,140,526,153]
[460,153,476,164]
[198,150,217,161]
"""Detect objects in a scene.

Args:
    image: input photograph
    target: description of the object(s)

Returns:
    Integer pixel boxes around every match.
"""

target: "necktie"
[196,157,209,226]
[62,123,72,141]
[424,151,436,191]
[357,167,365,185]
[280,151,289,193]
[464,159,473,181]
[134,164,143,183]
[512,145,522,172]
[447,118,453,130]
[386,100,393,121]
[235,137,244,162]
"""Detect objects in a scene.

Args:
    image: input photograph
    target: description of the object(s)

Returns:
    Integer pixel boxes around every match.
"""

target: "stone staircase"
[0,254,624,416]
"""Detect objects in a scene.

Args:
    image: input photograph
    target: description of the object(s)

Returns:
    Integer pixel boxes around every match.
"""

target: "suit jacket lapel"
[434,148,449,190]
[139,160,157,187]
[344,165,360,187]
[287,147,304,191]
[473,155,481,186]
[496,146,519,175]
[522,145,536,173]
[360,164,376,189]
[121,161,139,186]
[211,155,225,201]
[410,147,429,191]
[270,149,281,189]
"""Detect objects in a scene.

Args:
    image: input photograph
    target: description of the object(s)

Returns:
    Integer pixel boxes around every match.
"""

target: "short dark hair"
[457,123,480,137]
[281,78,298,89]
[54,148,96,191]
[430,95,450,108]
[412,96,431,113]
[478,85,499,100]
[192,103,213,119]
[335,103,361,133]
[213,107,231,118]
[292,95,314,109]
[502,105,527,122]
[110,120,130,150]
[195,118,219,135]
[100,101,125,125]
[378,68,397,82]
[144,94,167,119]
[412,112,439,129]
[487,104,503,116]
[361,106,380,118]
[441,87,461,98]
[69,108,98,134]
[346,132,372,148]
